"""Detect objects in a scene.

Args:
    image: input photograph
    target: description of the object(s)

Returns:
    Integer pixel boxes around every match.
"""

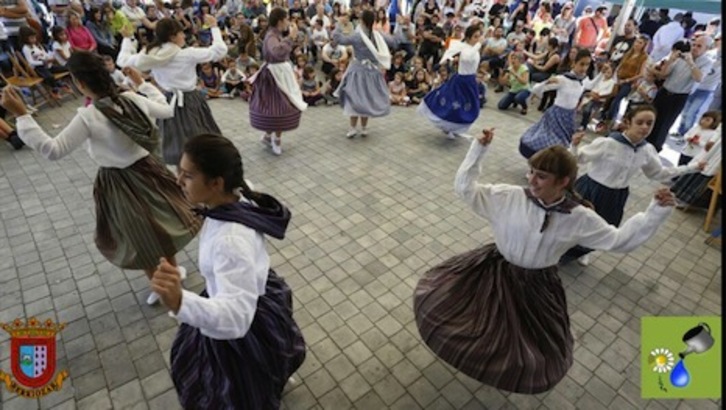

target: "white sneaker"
[360,128,368,137]
[178,266,187,281]
[271,139,282,155]
[146,291,160,305]
[346,128,358,138]
[577,254,591,266]
[260,133,272,146]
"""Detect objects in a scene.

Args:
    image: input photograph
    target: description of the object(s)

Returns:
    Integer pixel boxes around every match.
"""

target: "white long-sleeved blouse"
[570,133,700,189]
[15,82,173,168]
[531,73,584,110]
[454,140,672,269]
[175,206,270,340]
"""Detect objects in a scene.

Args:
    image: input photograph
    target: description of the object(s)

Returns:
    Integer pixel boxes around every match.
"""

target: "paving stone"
[141,369,175,400]
[76,389,112,410]
[109,379,144,409]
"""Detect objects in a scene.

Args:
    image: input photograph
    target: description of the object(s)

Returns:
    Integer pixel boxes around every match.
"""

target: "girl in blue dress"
[417,24,484,139]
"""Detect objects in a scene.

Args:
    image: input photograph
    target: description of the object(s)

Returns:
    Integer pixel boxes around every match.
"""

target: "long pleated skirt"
[249,67,302,132]
[335,60,390,118]
[520,105,576,153]
[561,174,630,262]
[671,172,713,207]
[170,270,306,409]
[94,156,201,270]
[414,244,573,394]
[158,90,221,165]
[417,73,480,134]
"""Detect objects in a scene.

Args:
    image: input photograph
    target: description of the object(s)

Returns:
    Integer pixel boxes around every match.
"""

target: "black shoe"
[494,86,504,93]
[7,132,24,150]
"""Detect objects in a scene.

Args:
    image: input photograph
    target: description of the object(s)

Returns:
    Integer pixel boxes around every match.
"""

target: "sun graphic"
[648,348,675,373]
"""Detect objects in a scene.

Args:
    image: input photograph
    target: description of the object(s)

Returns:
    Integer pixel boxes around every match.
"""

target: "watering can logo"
[641,316,721,399]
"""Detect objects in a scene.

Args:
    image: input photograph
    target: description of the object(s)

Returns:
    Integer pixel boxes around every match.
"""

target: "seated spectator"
[678,111,721,165]
[497,52,530,115]
[198,62,224,99]
[386,51,407,82]
[67,11,97,52]
[389,72,410,106]
[322,67,343,105]
[578,61,617,131]
[221,58,246,98]
[407,68,430,104]
[300,65,324,106]
[51,26,72,69]
[19,26,64,99]
[86,6,118,58]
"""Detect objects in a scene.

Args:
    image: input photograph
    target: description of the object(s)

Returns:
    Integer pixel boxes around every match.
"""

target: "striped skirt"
[170,270,306,409]
[94,156,201,270]
[671,172,713,207]
[414,244,573,394]
[249,68,302,132]
[159,90,222,165]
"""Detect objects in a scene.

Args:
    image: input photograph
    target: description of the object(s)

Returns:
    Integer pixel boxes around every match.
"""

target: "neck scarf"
[193,193,291,239]
[94,95,161,159]
[562,71,584,83]
[610,131,647,152]
[357,25,391,69]
[523,188,579,232]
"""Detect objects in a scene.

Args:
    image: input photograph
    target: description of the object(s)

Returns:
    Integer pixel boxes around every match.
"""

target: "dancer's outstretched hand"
[123,67,145,87]
[0,86,28,116]
[572,131,585,146]
[152,257,183,313]
[477,128,495,146]
[653,187,676,207]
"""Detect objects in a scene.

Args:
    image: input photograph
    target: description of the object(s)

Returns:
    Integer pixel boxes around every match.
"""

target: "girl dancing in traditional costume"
[519,48,592,159]
[417,25,484,139]
[333,10,398,138]
[414,128,676,394]
[561,105,705,265]
[153,134,306,408]
[249,7,307,156]
[117,16,227,165]
[1,52,200,305]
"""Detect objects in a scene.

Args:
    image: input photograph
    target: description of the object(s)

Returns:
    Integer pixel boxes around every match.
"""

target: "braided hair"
[361,9,377,50]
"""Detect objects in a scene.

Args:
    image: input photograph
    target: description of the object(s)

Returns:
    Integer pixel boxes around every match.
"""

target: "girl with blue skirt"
[519,48,592,159]
[561,105,705,266]
[417,24,484,139]
[153,134,306,408]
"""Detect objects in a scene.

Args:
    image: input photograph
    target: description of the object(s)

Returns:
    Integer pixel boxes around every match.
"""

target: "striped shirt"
[0,0,28,37]
[663,53,713,94]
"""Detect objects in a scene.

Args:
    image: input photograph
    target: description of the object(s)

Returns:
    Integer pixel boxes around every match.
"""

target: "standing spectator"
[650,13,684,62]
[393,14,415,62]
[647,36,714,151]
[677,44,721,136]
[639,9,661,39]
[551,1,575,54]
[603,34,650,126]
[574,5,607,52]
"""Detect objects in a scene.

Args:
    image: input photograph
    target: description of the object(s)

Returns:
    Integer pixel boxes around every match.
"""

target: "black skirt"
[170,270,306,409]
[575,174,629,226]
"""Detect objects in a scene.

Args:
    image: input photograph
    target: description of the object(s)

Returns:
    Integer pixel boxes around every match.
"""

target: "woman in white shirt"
[117,16,228,166]
[561,104,704,265]
[0,52,201,305]
[414,128,676,394]
[153,134,305,408]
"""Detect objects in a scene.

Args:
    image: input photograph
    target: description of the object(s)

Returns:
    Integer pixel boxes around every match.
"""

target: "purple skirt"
[249,68,302,132]
[170,270,306,409]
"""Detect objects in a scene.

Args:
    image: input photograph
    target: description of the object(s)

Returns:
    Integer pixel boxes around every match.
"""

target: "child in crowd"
[407,69,430,104]
[240,62,259,101]
[678,111,722,165]
[293,54,307,82]
[322,67,343,106]
[198,62,224,99]
[432,64,449,89]
[389,71,410,106]
[386,51,407,82]
[476,69,489,106]
[103,55,133,91]
[579,62,617,132]
[235,49,257,73]
[51,26,71,69]
[613,70,659,131]
[221,59,246,98]
[19,27,63,99]
[300,65,324,106]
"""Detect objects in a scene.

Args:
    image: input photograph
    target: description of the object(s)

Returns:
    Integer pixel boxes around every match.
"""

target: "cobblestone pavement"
[0,96,721,410]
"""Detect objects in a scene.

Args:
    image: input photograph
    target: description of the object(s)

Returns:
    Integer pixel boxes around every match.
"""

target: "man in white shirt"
[121,0,146,29]
[309,4,330,30]
[320,38,347,75]
[677,41,721,135]
[47,0,83,28]
[650,13,685,62]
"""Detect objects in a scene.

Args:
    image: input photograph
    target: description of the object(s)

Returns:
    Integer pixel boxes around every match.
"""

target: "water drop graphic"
[670,360,690,388]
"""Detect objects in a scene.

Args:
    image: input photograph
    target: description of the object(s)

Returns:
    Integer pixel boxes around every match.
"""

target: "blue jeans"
[678,89,714,135]
[605,82,632,121]
[498,90,531,110]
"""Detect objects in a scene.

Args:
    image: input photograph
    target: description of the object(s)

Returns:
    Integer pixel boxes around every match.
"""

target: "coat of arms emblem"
[0,317,69,397]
